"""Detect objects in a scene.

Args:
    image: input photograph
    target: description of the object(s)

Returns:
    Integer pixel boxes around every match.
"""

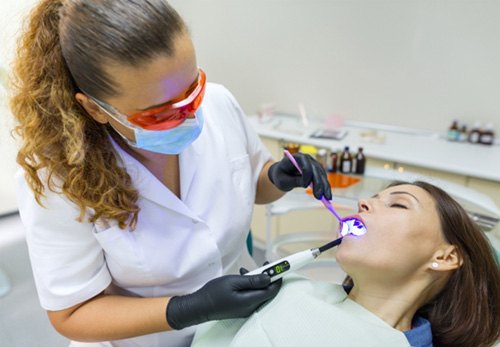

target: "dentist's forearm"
[48,272,282,342]
[255,160,286,204]
[48,293,172,342]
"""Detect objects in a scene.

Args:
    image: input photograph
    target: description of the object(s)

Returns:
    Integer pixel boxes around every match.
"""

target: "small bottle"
[447,120,459,141]
[328,151,338,173]
[340,146,352,174]
[458,125,468,142]
[354,147,366,174]
[468,122,482,144]
[285,143,301,154]
[479,122,495,145]
[316,148,328,171]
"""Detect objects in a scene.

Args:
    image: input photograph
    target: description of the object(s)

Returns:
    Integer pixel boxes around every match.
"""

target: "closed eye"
[391,203,408,209]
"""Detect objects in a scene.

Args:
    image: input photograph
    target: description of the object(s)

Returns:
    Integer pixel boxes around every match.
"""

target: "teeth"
[340,222,350,236]
[340,218,367,237]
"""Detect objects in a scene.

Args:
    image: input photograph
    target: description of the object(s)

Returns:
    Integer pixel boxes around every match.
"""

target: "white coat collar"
[109,135,204,221]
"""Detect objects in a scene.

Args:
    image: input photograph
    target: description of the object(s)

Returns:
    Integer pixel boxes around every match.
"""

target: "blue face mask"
[126,107,205,155]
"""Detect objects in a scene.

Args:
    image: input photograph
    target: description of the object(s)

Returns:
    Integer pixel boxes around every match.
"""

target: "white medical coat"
[16,83,271,347]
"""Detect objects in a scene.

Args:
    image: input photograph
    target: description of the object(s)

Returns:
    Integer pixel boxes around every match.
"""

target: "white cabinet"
[467,178,500,210]
[367,157,394,170]
[260,137,282,160]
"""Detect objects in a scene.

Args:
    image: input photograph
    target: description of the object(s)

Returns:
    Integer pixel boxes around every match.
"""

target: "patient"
[192,181,499,347]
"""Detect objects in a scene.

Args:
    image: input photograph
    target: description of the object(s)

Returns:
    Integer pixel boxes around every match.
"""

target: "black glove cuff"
[166,296,185,330]
[267,162,278,185]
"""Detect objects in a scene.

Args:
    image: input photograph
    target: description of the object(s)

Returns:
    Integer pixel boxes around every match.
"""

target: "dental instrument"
[283,149,343,223]
[246,150,368,282]
[245,218,367,282]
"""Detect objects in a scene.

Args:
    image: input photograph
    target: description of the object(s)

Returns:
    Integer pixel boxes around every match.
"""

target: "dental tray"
[310,128,348,141]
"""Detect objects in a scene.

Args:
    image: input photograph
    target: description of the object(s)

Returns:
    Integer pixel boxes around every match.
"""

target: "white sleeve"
[15,170,111,310]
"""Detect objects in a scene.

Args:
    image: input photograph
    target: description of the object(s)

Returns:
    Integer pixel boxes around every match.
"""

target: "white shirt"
[16,83,271,347]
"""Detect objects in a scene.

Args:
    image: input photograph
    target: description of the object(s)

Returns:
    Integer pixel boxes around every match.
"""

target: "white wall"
[0,67,18,214]
[169,0,500,133]
[0,1,38,63]
[1,0,499,211]
[0,0,37,214]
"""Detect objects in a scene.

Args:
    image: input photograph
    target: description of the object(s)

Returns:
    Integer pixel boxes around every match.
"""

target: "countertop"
[248,114,500,182]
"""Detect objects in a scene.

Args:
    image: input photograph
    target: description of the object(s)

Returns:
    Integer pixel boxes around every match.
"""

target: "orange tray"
[306,172,361,195]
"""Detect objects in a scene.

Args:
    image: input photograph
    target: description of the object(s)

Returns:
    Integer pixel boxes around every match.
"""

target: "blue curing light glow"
[340,218,367,237]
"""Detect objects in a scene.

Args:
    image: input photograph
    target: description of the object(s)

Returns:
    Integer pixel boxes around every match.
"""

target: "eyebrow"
[371,191,421,204]
[390,191,420,203]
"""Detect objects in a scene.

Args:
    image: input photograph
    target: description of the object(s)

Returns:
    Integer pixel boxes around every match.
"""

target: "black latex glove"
[239,261,283,287]
[268,152,332,200]
[166,273,282,330]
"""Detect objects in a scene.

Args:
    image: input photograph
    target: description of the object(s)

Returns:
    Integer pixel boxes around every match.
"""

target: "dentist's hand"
[268,152,332,200]
[166,273,282,330]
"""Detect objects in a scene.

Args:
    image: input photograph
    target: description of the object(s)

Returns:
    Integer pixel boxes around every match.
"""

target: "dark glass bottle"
[328,151,338,173]
[340,146,352,174]
[354,147,366,174]
[479,122,495,145]
[468,122,482,144]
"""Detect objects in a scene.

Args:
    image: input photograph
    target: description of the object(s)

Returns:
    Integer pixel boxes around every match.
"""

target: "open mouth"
[340,215,367,237]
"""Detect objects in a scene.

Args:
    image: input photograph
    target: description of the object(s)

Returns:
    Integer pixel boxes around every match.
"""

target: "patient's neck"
[347,277,433,331]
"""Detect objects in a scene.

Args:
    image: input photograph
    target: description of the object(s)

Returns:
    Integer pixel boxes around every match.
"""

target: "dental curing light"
[245,218,367,282]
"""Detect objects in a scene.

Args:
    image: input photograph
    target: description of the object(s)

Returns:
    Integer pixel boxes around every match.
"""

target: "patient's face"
[336,184,445,281]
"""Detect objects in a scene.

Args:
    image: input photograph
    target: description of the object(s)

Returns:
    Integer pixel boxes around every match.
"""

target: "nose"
[358,198,371,212]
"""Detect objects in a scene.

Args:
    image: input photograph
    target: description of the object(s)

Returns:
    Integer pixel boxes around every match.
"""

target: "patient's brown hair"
[345,181,500,347]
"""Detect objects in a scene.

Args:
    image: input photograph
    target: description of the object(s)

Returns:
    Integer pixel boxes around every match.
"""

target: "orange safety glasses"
[126,68,207,131]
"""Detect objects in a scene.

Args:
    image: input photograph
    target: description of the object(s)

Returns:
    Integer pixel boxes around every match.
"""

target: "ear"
[75,92,109,124]
[429,245,463,272]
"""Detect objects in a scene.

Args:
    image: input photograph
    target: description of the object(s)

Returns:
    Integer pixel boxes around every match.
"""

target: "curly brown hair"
[10,0,186,228]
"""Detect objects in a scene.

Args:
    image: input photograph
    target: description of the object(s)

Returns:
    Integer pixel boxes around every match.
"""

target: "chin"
[334,245,350,265]
[335,247,368,272]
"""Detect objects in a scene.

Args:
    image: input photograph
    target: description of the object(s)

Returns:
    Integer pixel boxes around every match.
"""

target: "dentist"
[10,1,331,347]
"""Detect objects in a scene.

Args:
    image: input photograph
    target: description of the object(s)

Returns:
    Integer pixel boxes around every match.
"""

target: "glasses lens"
[128,108,189,130]
[127,69,206,130]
